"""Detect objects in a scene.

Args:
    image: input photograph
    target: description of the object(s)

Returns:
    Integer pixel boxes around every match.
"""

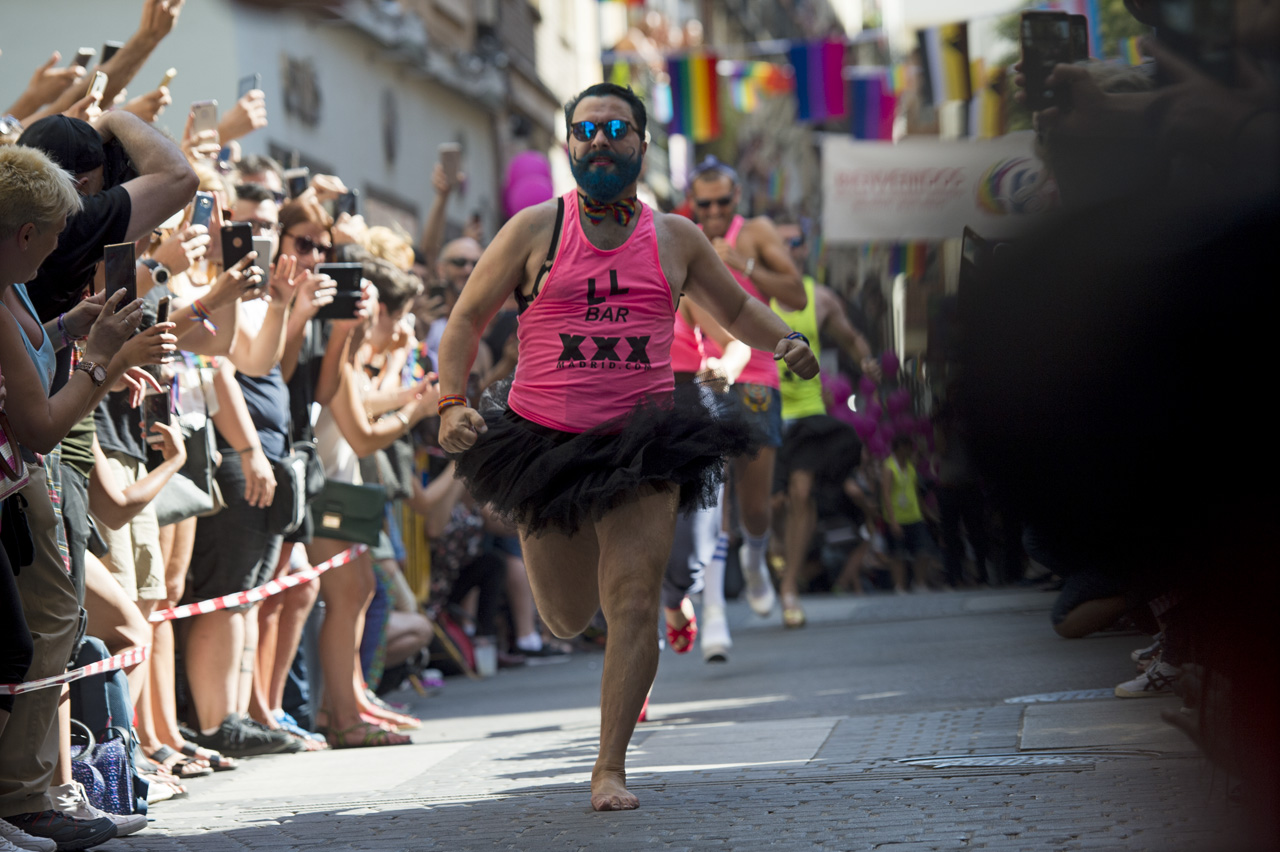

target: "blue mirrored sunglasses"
[570,119,633,142]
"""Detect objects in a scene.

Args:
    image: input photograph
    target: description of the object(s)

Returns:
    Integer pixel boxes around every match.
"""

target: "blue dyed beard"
[570,148,643,204]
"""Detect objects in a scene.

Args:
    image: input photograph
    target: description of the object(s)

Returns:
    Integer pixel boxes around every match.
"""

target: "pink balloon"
[881,350,900,379]
[887,389,911,415]
[893,412,915,434]
[852,415,876,441]
[868,437,891,458]
[858,375,877,397]
[503,151,554,217]
[865,400,883,422]
[875,419,895,443]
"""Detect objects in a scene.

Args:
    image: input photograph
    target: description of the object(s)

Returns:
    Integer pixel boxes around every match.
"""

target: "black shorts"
[185,452,283,609]
[774,415,863,495]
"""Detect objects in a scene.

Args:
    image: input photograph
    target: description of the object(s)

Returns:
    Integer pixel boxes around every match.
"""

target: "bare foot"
[591,768,639,811]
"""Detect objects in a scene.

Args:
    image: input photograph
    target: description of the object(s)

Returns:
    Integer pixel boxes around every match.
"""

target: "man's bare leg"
[517,524,601,641]
[735,449,778,615]
[781,469,817,621]
[591,486,679,811]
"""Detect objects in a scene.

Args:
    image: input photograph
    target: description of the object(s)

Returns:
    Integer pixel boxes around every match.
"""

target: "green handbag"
[313,480,386,546]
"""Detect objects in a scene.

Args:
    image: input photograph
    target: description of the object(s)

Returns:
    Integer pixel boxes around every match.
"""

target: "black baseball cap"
[16,115,105,175]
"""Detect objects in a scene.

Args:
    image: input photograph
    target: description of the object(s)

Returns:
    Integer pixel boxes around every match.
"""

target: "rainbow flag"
[1120,36,1144,65]
[849,73,895,140]
[730,61,793,113]
[788,39,848,123]
[667,52,721,142]
[1043,0,1102,58]
[906,242,927,278]
[597,0,646,6]
[889,63,908,95]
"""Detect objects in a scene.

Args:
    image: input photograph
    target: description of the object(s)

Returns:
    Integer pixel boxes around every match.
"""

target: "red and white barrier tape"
[1,646,150,697]
[148,544,367,623]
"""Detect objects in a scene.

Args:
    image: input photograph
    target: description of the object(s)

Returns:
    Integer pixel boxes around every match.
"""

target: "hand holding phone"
[72,48,96,68]
[142,386,174,447]
[88,71,109,103]
[1020,11,1072,112]
[191,99,218,135]
[103,242,136,314]
[221,222,254,270]
[438,143,462,191]
[238,73,262,98]
[283,167,310,199]
[189,191,215,230]
[313,262,364,320]
[100,41,124,64]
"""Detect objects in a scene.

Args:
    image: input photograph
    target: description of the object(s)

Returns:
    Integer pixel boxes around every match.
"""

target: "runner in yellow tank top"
[881,433,940,592]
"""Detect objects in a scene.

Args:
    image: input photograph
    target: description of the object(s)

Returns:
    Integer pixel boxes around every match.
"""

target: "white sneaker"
[701,605,732,663]
[739,544,776,617]
[1115,659,1181,699]
[49,781,148,837]
[0,819,57,852]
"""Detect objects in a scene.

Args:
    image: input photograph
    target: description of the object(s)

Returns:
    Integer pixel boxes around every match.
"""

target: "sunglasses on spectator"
[444,256,477,268]
[235,184,286,205]
[570,119,634,142]
[694,195,735,210]
[284,232,332,257]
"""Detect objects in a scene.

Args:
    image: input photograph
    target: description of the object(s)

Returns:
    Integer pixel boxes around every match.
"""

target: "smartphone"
[427,284,449,301]
[103,242,136,313]
[159,67,178,90]
[88,71,109,103]
[221,222,254,270]
[191,99,218,136]
[313,262,363,320]
[334,189,360,218]
[142,385,173,446]
[283,167,310,199]
[252,235,274,269]
[145,297,173,383]
[1020,11,1072,112]
[438,143,461,190]
[190,191,215,230]
[100,40,124,64]
[238,73,261,99]
[1154,0,1235,86]
[72,47,96,68]
[1068,15,1089,62]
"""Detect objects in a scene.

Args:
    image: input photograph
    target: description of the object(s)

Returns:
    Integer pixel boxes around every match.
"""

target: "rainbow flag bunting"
[849,73,895,140]
[889,243,929,278]
[667,52,721,142]
[1120,36,1144,65]
[728,62,793,113]
[788,39,848,123]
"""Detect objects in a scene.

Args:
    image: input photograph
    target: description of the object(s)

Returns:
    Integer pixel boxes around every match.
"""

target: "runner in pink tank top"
[508,190,674,432]
[687,155,808,639]
[436,85,816,813]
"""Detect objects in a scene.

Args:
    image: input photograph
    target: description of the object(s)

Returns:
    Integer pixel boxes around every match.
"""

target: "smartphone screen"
[238,73,261,99]
[73,48,96,68]
[1068,15,1089,62]
[191,100,218,135]
[100,41,123,64]
[142,385,173,446]
[221,222,254,270]
[283,167,310,199]
[103,242,136,313]
[1020,11,1072,112]
[88,71,109,102]
[313,263,363,320]
[438,143,461,189]
[190,191,215,230]
[335,190,360,218]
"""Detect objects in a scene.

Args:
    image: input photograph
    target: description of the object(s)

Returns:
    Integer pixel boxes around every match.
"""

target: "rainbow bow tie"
[580,194,639,227]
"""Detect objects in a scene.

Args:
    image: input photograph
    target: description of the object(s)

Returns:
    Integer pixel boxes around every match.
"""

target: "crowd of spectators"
[0,3,567,848]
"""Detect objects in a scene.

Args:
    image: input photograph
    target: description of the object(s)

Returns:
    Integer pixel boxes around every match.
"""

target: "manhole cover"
[1004,689,1115,704]
[897,750,1159,769]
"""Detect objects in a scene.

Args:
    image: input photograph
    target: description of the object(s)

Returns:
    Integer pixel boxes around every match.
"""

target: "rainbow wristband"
[438,394,467,416]
[191,299,218,336]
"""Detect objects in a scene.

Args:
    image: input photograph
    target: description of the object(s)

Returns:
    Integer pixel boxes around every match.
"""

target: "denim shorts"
[888,521,934,557]
[715,383,783,449]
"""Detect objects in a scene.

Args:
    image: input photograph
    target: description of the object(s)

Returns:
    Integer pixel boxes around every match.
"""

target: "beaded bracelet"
[190,299,218,336]
[438,394,467,415]
[785,331,810,348]
[56,313,83,347]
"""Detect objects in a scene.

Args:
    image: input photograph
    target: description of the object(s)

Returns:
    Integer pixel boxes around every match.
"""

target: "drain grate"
[1004,689,1115,704]
[897,749,1160,769]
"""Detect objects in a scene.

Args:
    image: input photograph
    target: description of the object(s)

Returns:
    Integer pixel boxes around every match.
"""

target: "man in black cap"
[15,109,197,600]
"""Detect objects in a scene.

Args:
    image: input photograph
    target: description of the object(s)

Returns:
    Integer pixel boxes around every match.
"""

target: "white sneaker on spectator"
[739,544,776,617]
[0,818,58,852]
[49,781,148,837]
[1115,659,1181,698]
[700,605,732,663]
[1130,633,1163,664]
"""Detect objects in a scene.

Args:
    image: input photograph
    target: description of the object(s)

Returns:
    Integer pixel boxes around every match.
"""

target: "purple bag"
[69,720,136,815]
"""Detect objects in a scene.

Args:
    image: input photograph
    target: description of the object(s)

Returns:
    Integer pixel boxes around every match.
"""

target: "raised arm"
[93,110,198,242]
[816,285,880,380]
[742,218,805,309]
[88,427,185,530]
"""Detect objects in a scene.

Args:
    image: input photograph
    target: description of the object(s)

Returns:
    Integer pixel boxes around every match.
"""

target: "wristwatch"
[75,360,108,388]
[140,258,171,287]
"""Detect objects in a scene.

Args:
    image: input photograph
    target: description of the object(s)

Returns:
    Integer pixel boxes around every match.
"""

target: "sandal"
[781,593,807,629]
[325,719,411,749]
[179,742,239,771]
[149,745,213,779]
[665,613,698,653]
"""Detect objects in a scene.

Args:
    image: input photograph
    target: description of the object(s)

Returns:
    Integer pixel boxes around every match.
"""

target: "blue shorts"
[716,383,784,449]
[888,521,934,558]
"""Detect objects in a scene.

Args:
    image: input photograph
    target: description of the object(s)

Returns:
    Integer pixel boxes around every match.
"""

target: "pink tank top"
[671,309,704,374]
[508,191,675,432]
[708,216,779,388]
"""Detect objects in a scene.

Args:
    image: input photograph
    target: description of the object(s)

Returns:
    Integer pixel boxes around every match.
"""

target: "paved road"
[111,588,1244,851]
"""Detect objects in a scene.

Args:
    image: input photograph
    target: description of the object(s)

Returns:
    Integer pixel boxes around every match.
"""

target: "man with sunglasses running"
[437,83,817,812]
[687,156,806,634]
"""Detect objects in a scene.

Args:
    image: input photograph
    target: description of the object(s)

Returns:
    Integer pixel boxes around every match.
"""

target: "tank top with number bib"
[508,191,675,433]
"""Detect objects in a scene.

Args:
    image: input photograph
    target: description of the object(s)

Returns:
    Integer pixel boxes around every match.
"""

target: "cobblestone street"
[112,589,1242,851]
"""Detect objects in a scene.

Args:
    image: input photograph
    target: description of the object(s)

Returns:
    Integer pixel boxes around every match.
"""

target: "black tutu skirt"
[453,380,757,537]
